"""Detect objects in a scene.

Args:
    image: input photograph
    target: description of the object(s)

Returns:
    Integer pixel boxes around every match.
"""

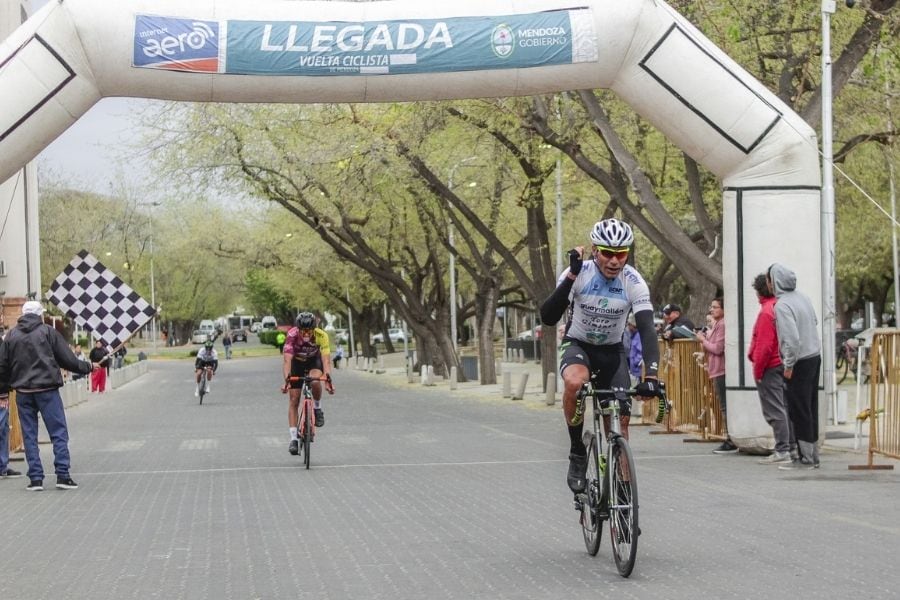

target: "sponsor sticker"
[133,15,220,72]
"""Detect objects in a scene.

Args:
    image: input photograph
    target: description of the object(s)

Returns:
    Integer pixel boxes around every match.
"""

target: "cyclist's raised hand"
[568,247,585,276]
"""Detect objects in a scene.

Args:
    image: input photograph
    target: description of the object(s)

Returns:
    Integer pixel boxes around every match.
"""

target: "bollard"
[495,359,502,377]
[545,372,557,406]
[421,365,429,385]
[378,356,385,370]
[426,365,436,386]
[407,362,415,384]
[449,366,458,390]
[518,349,526,364]
[512,373,529,400]
[502,370,511,398]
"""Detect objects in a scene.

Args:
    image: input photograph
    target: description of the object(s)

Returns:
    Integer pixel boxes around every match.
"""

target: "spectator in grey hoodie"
[766,264,822,469]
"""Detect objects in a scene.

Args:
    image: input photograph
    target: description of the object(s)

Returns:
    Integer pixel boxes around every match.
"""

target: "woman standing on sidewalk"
[697,298,736,454]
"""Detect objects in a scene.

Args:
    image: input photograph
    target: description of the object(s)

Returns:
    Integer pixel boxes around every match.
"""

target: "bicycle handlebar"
[286,375,331,383]
[577,382,667,400]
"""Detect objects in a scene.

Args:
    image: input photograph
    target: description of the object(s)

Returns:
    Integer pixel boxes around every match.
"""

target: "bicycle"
[285,375,330,470]
[835,337,859,384]
[197,364,214,405]
[573,378,668,578]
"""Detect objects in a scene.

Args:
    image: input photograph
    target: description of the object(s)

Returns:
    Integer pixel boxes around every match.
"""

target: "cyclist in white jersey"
[541,218,663,494]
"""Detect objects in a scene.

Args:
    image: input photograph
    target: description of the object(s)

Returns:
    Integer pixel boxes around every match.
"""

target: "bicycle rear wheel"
[303,403,312,470]
[579,432,603,556]
[609,436,639,577]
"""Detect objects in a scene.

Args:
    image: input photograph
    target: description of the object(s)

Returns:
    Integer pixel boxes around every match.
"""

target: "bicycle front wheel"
[609,436,639,577]
[580,432,603,556]
[836,352,849,384]
[198,373,206,405]
[303,404,312,470]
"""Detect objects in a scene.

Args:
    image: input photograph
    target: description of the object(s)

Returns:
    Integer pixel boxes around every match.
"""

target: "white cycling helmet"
[590,218,634,247]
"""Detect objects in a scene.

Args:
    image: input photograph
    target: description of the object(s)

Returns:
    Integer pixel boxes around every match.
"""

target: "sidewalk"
[343,351,873,455]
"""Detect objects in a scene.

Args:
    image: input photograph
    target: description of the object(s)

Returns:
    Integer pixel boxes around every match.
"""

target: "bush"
[259,331,280,346]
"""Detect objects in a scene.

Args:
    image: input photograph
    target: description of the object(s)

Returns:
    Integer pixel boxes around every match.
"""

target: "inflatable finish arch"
[0,0,821,450]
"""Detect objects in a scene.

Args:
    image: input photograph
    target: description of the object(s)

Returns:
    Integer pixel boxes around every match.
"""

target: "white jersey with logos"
[561,261,653,346]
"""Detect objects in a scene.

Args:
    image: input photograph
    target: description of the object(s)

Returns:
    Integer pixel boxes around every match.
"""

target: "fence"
[657,338,724,441]
[851,329,900,470]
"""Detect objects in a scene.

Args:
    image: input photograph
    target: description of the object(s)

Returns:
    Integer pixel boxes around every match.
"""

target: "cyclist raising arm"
[540,218,662,494]
[194,340,218,396]
[281,312,334,455]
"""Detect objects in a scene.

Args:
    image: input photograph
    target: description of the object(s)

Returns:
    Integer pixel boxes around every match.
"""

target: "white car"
[372,328,406,344]
[250,322,263,333]
[191,330,208,344]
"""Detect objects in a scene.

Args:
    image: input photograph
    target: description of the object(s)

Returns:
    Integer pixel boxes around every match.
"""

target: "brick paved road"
[1,356,898,599]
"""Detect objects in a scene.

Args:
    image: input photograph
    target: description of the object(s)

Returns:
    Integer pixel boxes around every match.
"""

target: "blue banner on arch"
[223,8,597,76]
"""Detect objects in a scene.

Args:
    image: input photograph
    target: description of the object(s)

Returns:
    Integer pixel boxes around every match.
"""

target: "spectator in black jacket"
[661,304,696,340]
[0,301,97,491]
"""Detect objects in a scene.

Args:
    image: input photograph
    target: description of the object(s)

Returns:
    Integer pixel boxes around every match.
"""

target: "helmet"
[204,340,214,349]
[295,312,316,330]
[590,218,634,247]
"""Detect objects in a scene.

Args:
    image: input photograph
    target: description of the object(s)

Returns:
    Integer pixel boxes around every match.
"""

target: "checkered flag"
[46,250,156,350]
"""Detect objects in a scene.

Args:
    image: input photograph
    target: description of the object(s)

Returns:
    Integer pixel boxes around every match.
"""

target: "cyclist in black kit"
[541,218,663,494]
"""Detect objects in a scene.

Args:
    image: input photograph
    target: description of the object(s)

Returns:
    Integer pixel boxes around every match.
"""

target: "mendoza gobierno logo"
[491,23,514,58]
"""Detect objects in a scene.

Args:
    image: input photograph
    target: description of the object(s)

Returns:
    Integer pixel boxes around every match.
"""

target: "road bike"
[573,378,668,578]
[286,375,330,469]
[197,364,214,405]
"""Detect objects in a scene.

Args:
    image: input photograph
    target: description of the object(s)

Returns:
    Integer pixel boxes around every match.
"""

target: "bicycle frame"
[197,365,213,404]
[575,380,664,577]
[287,374,327,469]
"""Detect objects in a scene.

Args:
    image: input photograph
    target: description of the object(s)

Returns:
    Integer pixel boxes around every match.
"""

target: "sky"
[37,97,156,195]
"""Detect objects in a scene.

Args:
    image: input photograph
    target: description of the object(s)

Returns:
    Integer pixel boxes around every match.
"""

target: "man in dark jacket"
[0,301,96,491]
[661,303,696,340]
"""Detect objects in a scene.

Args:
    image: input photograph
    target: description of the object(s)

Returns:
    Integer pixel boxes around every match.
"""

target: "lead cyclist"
[540,218,663,494]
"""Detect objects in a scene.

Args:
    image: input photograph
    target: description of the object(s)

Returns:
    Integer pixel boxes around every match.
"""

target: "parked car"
[372,328,406,344]
[261,315,278,331]
[332,329,348,344]
[191,330,208,344]
[231,328,247,342]
[515,327,542,341]
[250,322,263,333]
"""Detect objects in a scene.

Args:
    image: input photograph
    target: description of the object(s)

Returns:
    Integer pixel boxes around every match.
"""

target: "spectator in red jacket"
[748,273,793,464]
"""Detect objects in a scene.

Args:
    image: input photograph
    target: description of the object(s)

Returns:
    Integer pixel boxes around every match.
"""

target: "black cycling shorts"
[289,355,324,389]
[559,338,631,416]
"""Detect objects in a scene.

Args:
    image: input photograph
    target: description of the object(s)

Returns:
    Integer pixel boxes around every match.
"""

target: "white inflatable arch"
[0,0,821,451]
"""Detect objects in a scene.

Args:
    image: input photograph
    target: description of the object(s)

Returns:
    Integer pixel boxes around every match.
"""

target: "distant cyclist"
[194,340,218,397]
[540,218,662,494]
[280,312,334,455]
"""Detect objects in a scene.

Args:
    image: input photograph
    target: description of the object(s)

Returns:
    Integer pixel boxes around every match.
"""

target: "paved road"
[2,356,898,599]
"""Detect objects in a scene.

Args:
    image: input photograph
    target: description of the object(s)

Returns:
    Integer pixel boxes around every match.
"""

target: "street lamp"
[140,201,162,351]
[447,156,479,353]
[820,0,838,423]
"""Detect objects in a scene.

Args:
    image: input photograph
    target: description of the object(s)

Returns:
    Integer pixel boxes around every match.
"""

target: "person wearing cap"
[0,301,99,491]
[661,303,696,340]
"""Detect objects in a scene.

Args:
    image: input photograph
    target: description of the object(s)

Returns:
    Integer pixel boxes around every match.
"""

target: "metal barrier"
[6,361,151,458]
[851,329,899,470]
[656,338,724,441]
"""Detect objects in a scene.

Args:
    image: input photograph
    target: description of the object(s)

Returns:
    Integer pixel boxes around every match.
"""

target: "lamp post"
[821,0,838,423]
[447,156,478,353]
[140,201,162,351]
